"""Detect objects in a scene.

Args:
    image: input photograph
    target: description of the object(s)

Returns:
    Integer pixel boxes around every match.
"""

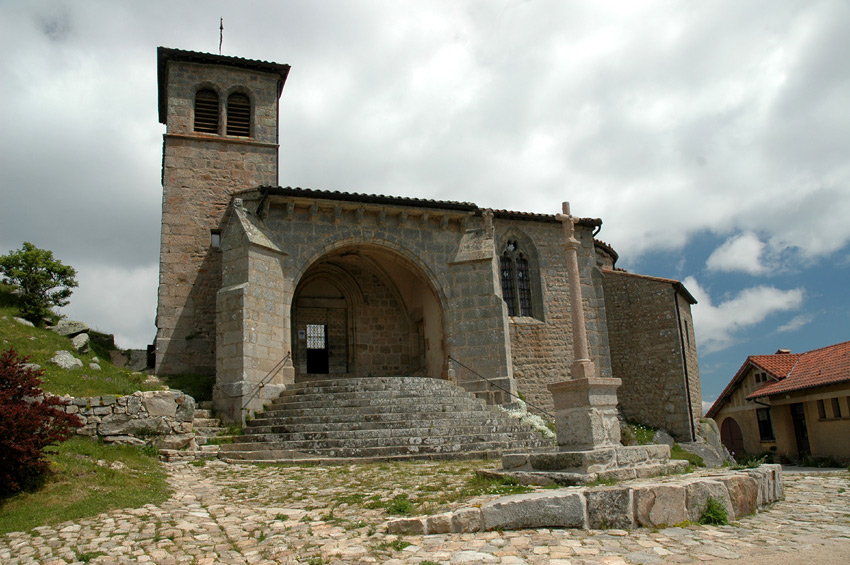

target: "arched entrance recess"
[291,244,445,381]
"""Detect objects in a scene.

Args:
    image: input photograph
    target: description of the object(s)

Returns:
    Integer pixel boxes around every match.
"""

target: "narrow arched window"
[500,239,533,317]
[194,89,219,134]
[226,92,251,136]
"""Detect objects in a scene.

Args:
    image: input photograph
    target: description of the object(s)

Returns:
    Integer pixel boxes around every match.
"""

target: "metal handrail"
[241,352,292,411]
[447,355,555,420]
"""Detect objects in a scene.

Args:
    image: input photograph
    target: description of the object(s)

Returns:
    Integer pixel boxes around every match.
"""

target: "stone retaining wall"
[388,464,783,534]
[56,390,196,446]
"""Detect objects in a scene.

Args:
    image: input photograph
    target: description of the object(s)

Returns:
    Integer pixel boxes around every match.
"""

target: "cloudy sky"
[1,1,848,407]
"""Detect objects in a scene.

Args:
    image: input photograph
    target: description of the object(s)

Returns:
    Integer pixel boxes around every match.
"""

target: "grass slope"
[0,284,159,397]
[0,438,170,535]
[0,284,172,534]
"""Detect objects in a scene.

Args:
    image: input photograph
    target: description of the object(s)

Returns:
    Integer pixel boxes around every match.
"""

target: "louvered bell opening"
[227,93,251,137]
[194,89,219,134]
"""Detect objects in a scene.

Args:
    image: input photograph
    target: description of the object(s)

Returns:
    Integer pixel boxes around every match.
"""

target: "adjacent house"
[707,340,850,464]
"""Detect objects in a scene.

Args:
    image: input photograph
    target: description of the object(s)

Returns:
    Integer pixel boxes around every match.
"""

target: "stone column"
[556,202,596,379]
[550,202,621,451]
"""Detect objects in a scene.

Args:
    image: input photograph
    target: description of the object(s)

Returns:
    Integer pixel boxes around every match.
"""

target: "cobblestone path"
[1,461,848,564]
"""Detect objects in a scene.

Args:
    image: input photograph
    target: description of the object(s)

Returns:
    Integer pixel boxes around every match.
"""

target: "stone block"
[481,491,587,531]
[425,513,452,534]
[718,474,759,519]
[586,487,634,529]
[451,507,482,533]
[386,517,427,535]
[684,479,734,522]
[140,391,179,418]
[634,484,688,528]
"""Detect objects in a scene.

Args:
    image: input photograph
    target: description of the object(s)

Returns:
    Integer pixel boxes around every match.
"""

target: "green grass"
[699,496,729,525]
[0,284,159,397]
[0,437,170,535]
[671,443,705,467]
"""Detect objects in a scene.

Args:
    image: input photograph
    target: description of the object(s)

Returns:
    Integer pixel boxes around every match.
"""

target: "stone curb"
[387,464,782,535]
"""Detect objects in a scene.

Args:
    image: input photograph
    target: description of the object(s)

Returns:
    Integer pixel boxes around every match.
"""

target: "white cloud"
[59,264,158,350]
[706,232,768,274]
[684,276,805,353]
[776,313,815,333]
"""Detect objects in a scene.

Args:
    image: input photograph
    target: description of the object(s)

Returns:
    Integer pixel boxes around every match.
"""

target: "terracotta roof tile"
[747,340,850,399]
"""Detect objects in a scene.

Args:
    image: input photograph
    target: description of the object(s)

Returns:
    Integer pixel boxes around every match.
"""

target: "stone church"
[155,47,702,442]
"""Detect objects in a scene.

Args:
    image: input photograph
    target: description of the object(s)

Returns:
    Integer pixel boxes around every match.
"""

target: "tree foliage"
[0,242,77,325]
[0,348,83,497]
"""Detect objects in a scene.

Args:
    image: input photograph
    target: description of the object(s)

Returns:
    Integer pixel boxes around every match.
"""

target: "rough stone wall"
[349,266,412,376]
[500,218,613,417]
[56,390,195,444]
[603,271,695,440]
[677,291,702,426]
[156,59,282,377]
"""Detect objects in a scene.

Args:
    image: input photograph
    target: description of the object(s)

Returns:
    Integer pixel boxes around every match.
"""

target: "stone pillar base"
[548,377,622,450]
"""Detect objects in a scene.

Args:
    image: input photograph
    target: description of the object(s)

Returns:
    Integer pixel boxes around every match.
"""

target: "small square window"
[210,230,221,248]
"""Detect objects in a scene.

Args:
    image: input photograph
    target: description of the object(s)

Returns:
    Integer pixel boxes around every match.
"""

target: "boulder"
[677,442,725,468]
[49,350,83,370]
[14,317,34,327]
[71,333,90,353]
[653,429,675,446]
[51,320,89,337]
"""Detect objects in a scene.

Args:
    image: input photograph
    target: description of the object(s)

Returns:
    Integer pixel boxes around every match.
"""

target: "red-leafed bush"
[0,348,83,497]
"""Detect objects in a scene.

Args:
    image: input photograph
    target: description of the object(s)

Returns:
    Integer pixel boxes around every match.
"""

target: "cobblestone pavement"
[1,460,848,564]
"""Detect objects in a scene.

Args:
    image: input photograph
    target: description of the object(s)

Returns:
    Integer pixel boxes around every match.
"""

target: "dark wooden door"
[790,403,810,458]
[720,417,745,456]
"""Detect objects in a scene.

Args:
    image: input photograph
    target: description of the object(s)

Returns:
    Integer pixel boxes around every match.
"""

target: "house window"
[499,240,533,317]
[194,88,219,134]
[817,399,827,419]
[226,92,251,136]
[831,398,842,418]
[756,408,775,441]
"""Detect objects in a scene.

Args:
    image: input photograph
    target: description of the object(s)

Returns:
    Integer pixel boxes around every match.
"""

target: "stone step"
[269,385,476,405]
[221,376,552,461]
[193,417,221,427]
[219,440,543,461]
[253,401,504,421]
[194,408,214,419]
[233,425,543,446]
[241,418,531,436]
[222,436,549,455]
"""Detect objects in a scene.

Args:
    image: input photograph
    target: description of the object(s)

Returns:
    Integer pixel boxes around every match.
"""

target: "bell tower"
[155,47,290,375]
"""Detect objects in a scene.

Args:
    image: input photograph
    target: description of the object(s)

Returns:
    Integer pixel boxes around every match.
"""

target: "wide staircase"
[218,376,553,463]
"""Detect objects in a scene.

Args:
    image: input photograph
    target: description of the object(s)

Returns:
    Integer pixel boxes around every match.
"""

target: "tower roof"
[157,47,291,124]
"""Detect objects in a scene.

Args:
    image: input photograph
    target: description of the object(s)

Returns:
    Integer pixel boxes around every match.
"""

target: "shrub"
[0,242,77,325]
[699,496,729,525]
[0,348,83,497]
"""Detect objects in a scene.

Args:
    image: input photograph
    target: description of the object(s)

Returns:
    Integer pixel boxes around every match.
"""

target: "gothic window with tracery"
[500,239,533,317]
